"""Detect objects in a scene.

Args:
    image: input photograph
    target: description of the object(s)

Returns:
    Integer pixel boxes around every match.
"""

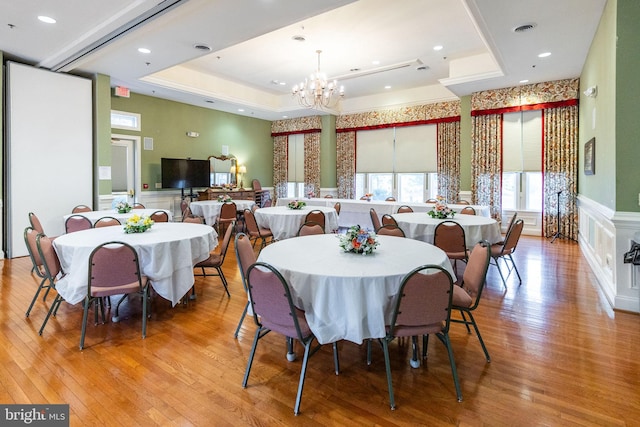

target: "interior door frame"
[111,134,141,203]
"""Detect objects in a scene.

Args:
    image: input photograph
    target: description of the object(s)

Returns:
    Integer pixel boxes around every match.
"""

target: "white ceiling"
[0,0,607,121]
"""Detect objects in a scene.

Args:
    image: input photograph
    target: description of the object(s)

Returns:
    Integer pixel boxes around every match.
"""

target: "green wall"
[321,115,337,188]
[459,95,472,191]
[108,93,273,194]
[95,74,112,198]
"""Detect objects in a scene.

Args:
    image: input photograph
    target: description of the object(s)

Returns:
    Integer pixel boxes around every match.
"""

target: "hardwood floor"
[1,235,639,426]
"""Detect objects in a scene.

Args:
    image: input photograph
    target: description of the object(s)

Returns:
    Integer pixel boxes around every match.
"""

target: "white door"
[111,134,141,204]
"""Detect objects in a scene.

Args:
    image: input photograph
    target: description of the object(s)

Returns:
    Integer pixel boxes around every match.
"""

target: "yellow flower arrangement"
[124,214,154,233]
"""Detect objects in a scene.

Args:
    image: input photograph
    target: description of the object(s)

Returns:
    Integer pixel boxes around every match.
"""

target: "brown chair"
[296,221,325,237]
[455,199,470,205]
[262,199,272,208]
[150,210,169,223]
[94,217,121,228]
[217,202,237,235]
[425,198,438,203]
[333,202,341,216]
[324,194,334,198]
[381,214,398,227]
[65,214,92,233]
[305,210,325,229]
[193,220,235,297]
[375,224,405,237]
[385,197,396,202]
[243,208,273,250]
[396,205,413,213]
[234,232,257,338]
[433,220,468,269]
[451,241,492,361]
[35,234,67,336]
[28,212,47,235]
[132,203,146,209]
[72,204,92,213]
[490,219,524,287]
[460,206,476,215]
[80,241,150,350]
[369,208,381,230]
[23,227,52,317]
[183,215,205,224]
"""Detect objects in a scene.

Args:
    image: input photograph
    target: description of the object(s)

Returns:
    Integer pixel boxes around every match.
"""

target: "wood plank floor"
[1,235,639,426]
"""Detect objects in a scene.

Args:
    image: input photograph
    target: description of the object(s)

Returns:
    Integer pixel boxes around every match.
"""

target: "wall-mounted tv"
[161,158,209,189]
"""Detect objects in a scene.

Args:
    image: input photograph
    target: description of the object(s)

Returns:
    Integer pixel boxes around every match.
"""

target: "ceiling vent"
[514,23,536,33]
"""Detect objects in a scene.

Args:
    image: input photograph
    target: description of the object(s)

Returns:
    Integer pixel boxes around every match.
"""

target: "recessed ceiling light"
[372,60,380,65]
[37,15,56,24]
[384,85,391,89]
[292,35,306,42]
[138,48,151,54]
[205,100,214,104]
[282,115,288,118]
[193,44,212,52]
[519,79,529,84]
[514,23,536,33]
[238,108,245,112]
[433,45,443,51]
[538,52,551,58]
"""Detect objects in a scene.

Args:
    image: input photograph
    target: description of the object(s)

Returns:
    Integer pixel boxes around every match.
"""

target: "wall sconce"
[583,85,597,98]
[186,131,200,138]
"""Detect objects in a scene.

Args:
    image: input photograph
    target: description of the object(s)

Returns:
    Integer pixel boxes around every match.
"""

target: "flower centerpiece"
[307,190,315,199]
[427,195,455,219]
[364,193,373,202]
[123,214,154,234]
[338,225,379,255]
[115,201,132,214]
[287,200,306,210]
[218,194,233,203]
[221,183,234,190]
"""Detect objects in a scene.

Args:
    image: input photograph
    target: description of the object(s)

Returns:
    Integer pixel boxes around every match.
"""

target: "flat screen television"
[161,158,210,189]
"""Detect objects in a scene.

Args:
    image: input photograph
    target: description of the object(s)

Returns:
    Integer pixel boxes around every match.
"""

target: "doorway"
[111,134,141,204]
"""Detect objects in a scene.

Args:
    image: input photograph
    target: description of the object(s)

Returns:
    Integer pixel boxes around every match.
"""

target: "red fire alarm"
[143,183,149,189]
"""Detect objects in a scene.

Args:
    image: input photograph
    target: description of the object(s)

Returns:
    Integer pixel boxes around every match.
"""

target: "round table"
[63,209,173,226]
[189,200,255,225]
[257,234,455,344]
[392,212,502,247]
[53,223,216,306]
[254,206,339,240]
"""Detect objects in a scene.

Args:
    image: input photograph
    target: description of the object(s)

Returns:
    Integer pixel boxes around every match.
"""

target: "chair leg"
[141,286,149,339]
[294,338,314,415]
[286,337,296,361]
[38,294,63,336]
[79,297,93,350]
[112,294,129,322]
[26,279,47,317]
[507,254,522,285]
[381,338,396,410]
[465,311,490,362]
[492,257,508,288]
[410,336,420,368]
[216,267,231,297]
[234,301,249,338]
[436,332,463,402]
[422,334,430,359]
[332,342,340,375]
[459,310,472,333]
[242,327,267,388]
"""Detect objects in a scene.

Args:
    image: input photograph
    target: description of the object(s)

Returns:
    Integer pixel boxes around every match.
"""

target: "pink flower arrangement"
[428,196,455,219]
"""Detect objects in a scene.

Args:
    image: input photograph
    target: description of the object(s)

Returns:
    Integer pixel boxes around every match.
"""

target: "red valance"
[471,99,578,116]
[271,128,321,137]
[336,116,460,133]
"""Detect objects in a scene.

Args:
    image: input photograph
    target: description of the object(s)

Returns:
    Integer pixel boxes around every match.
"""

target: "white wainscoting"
[578,195,640,313]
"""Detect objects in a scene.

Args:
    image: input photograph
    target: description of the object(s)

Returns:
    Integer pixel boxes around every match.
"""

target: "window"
[502,172,542,211]
[286,134,305,198]
[356,172,437,202]
[111,110,141,131]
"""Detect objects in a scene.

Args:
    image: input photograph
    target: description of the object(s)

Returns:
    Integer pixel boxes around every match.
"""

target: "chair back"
[460,206,476,215]
[243,209,260,235]
[461,241,491,303]
[297,221,325,236]
[381,214,398,227]
[36,234,62,281]
[333,202,341,216]
[65,215,92,233]
[183,216,205,224]
[94,217,121,228]
[150,210,169,222]
[504,212,518,235]
[246,262,311,340]
[324,194,334,198]
[369,208,381,230]
[219,202,237,221]
[133,203,146,209]
[72,205,92,213]
[305,210,325,228]
[28,212,45,234]
[235,232,257,292]
[88,242,143,294]
[376,224,405,237]
[397,205,413,213]
[426,198,438,203]
[389,265,454,337]
[434,220,467,254]
[456,199,470,205]
[252,179,262,191]
[218,220,235,261]
[385,197,396,202]
[24,227,45,274]
[500,219,524,255]
[262,199,272,208]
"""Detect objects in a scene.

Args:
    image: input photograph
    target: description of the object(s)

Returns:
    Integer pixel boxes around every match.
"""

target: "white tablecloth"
[254,206,339,240]
[276,197,490,229]
[392,212,503,247]
[257,234,455,344]
[189,200,255,225]
[53,223,216,306]
[63,209,173,226]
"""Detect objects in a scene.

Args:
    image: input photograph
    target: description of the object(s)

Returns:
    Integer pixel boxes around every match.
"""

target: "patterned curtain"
[336,131,356,199]
[304,132,321,197]
[543,105,578,240]
[272,135,288,201]
[437,121,461,203]
[471,114,502,219]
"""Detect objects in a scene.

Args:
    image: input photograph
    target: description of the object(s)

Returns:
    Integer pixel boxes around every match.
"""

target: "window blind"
[502,110,542,172]
[287,133,305,181]
[395,124,437,172]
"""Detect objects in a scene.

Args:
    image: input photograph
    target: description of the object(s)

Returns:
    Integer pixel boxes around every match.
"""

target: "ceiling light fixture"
[292,50,344,109]
[37,15,56,24]
[138,47,151,54]
[538,52,551,58]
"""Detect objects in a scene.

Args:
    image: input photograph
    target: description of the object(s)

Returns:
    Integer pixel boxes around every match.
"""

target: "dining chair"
[396,205,413,213]
[132,203,146,209]
[374,264,461,409]
[150,210,169,222]
[72,204,92,213]
[451,240,492,362]
[183,215,205,224]
[296,221,325,236]
[305,210,325,229]
[233,232,257,338]
[23,227,53,317]
[94,216,121,228]
[243,262,340,415]
[369,208,382,230]
[381,214,398,227]
[324,194,334,198]
[262,199,272,208]
[490,219,524,287]
[80,241,150,350]
[333,202,341,216]
[217,202,237,235]
[193,220,235,297]
[460,206,476,215]
[375,224,405,237]
[385,196,396,202]
[35,234,66,336]
[65,214,92,233]
[28,212,47,236]
[433,220,468,270]
[243,208,273,250]
[425,198,438,203]
[455,199,470,205]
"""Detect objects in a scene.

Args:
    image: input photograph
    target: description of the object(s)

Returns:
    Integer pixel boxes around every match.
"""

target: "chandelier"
[292,50,344,109]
